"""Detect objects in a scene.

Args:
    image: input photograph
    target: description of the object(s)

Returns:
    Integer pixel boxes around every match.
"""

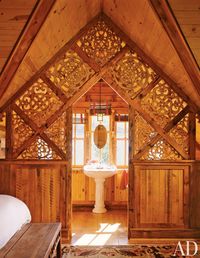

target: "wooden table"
[0,223,61,258]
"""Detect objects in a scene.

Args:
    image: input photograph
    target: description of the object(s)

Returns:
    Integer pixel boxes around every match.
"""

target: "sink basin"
[83,164,117,179]
[83,164,117,213]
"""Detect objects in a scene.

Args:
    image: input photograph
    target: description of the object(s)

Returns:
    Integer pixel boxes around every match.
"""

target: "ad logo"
[173,241,198,256]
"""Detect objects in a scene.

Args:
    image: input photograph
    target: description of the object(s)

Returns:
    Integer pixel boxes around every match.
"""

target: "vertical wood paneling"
[169,169,184,225]
[140,169,169,224]
[114,172,128,202]
[0,164,12,194]
[14,165,61,223]
[190,162,200,228]
[65,107,72,241]
[0,161,69,241]
[72,169,128,204]
[129,161,200,239]
[128,105,135,234]
[5,107,13,159]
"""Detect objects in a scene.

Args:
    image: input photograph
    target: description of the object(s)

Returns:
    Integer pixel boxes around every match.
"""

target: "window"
[116,121,128,166]
[72,114,85,166]
[91,116,110,164]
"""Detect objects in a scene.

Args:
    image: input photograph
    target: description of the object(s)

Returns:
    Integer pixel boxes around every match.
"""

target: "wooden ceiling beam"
[0,0,56,101]
[102,13,199,113]
[149,0,200,97]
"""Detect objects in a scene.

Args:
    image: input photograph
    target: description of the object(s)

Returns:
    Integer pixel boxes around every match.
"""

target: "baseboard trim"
[129,229,200,239]
[72,202,127,211]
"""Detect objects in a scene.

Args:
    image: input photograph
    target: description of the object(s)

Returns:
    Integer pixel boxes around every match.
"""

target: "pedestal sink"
[83,164,117,213]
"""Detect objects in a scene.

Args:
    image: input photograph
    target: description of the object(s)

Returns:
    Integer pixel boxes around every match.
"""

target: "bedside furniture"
[0,223,61,258]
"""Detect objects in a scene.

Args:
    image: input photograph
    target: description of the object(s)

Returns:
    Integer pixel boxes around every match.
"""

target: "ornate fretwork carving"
[45,112,67,155]
[46,50,95,97]
[134,112,157,155]
[141,139,182,160]
[15,78,63,127]
[12,111,34,151]
[141,80,187,127]
[17,137,60,160]
[110,51,156,99]
[169,114,189,153]
[77,19,125,66]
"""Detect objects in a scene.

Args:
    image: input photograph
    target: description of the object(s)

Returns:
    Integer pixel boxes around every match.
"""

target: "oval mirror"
[94,124,107,149]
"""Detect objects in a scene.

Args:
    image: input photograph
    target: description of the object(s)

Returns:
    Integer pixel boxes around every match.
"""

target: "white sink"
[83,164,117,213]
[83,164,117,179]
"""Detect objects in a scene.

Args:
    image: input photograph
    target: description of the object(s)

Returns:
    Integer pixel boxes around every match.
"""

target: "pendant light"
[97,82,103,122]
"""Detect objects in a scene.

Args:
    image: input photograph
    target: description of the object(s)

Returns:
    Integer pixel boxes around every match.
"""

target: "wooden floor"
[71,210,128,245]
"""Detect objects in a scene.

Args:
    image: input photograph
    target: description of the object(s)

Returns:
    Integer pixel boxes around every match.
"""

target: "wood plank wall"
[1,160,200,241]
[129,161,200,239]
[0,160,70,242]
[72,169,128,209]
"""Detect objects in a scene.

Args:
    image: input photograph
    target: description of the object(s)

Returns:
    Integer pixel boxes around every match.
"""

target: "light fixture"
[97,113,103,122]
[97,82,103,122]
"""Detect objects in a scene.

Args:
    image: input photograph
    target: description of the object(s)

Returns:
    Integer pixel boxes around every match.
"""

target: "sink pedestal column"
[93,178,107,213]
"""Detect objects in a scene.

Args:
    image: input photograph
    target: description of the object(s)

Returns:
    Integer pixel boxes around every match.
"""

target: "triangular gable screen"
[2,15,193,160]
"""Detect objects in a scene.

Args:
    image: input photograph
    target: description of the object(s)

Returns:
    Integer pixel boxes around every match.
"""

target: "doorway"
[71,81,129,245]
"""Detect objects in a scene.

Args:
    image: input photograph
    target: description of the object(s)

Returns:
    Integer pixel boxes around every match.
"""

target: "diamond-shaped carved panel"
[17,137,60,160]
[141,80,187,127]
[45,112,67,155]
[12,111,34,151]
[141,139,182,160]
[46,50,95,98]
[77,19,125,66]
[111,51,156,99]
[169,114,189,154]
[134,112,157,155]
[15,78,63,127]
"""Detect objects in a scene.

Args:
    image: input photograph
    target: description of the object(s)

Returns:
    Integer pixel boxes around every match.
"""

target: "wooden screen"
[0,14,199,242]
[0,14,196,161]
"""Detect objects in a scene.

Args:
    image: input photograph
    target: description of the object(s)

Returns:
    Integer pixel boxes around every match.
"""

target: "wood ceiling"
[0,0,38,73]
[73,82,128,113]
[0,0,199,110]
[168,0,200,67]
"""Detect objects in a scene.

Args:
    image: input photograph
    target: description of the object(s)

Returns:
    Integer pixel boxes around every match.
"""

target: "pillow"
[0,195,31,249]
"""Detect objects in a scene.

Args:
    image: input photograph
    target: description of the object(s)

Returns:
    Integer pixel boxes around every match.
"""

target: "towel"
[120,170,128,190]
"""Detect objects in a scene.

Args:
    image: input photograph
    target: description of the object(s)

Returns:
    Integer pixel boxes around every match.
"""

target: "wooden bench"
[0,223,61,258]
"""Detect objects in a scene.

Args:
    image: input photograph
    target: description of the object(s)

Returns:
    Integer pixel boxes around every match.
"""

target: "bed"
[0,194,31,249]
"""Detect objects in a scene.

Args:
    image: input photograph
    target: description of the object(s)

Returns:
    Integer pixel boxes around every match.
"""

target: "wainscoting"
[72,168,128,210]
[129,161,200,239]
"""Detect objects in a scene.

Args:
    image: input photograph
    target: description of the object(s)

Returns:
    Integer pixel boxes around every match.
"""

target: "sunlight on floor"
[73,223,121,246]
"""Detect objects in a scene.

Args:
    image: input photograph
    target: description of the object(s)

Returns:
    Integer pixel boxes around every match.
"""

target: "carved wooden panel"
[134,111,157,155]
[141,138,182,160]
[111,50,156,99]
[46,50,95,97]
[169,114,189,154]
[18,137,60,160]
[12,111,34,151]
[45,112,67,155]
[15,78,63,127]
[77,19,125,66]
[141,80,187,127]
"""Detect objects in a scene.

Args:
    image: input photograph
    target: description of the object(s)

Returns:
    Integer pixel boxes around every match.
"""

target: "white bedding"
[0,195,31,249]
